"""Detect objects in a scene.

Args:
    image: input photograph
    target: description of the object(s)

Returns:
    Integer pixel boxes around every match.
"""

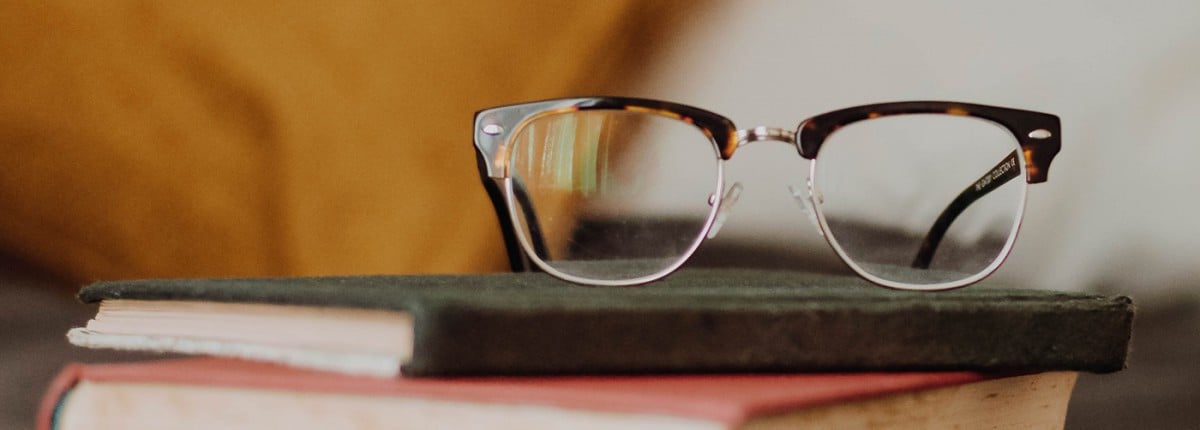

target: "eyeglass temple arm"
[911,150,1022,269]
[475,151,547,272]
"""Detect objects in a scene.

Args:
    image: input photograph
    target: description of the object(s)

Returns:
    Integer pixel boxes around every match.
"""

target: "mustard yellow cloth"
[0,1,691,282]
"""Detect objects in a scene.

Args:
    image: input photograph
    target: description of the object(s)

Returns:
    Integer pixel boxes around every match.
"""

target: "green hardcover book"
[67,269,1133,377]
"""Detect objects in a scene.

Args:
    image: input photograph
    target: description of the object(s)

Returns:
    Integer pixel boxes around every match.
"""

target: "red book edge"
[38,358,986,429]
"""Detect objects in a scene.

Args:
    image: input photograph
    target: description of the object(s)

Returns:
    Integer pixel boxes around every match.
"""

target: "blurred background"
[1,1,1196,429]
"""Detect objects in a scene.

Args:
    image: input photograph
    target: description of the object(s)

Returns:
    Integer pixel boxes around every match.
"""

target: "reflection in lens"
[811,114,1026,288]
[508,109,721,283]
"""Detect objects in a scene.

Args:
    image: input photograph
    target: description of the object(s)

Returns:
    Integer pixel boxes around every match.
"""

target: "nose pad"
[788,180,824,236]
[706,182,743,239]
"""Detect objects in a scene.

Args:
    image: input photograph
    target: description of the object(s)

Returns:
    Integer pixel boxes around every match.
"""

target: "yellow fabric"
[0,1,688,282]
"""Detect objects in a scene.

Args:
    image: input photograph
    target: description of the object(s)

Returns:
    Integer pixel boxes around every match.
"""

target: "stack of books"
[40,269,1133,429]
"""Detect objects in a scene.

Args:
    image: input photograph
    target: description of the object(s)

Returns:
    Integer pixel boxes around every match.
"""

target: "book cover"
[38,358,1078,430]
[68,269,1134,377]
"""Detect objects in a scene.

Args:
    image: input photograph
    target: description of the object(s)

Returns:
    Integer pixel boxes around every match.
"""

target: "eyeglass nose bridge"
[735,126,798,152]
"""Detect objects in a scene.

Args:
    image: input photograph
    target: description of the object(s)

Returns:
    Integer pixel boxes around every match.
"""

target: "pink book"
[39,358,1075,429]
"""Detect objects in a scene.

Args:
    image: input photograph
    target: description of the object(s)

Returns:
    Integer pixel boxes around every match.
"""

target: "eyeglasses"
[473,97,1060,290]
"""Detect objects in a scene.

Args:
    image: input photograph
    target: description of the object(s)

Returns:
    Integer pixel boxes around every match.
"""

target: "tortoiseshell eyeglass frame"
[473,97,1061,290]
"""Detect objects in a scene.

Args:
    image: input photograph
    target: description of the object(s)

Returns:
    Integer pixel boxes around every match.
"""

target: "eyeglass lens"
[507,109,721,282]
[812,114,1026,287]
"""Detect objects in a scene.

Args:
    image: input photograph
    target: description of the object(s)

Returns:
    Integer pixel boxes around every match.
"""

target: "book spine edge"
[37,363,85,430]
[404,300,1134,376]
